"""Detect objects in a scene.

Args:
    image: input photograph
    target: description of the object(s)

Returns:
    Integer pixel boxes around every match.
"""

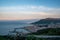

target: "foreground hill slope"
[30,28,60,35]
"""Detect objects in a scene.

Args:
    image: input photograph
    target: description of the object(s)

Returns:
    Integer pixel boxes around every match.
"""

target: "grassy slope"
[30,28,60,35]
[0,36,8,40]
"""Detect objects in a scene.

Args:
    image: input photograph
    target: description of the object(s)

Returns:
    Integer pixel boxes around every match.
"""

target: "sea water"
[0,20,33,35]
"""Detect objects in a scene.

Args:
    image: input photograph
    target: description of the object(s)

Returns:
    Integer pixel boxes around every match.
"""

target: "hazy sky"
[0,0,60,20]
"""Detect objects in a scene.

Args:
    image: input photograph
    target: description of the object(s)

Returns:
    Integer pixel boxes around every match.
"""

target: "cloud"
[0,5,60,13]
[0,5,60,20]
[0,5,60,12]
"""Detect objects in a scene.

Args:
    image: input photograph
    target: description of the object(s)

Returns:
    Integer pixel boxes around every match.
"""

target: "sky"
[0,0,60,20]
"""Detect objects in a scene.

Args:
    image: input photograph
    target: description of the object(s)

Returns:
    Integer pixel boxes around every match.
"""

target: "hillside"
[32,18,60,24]
[29,28,60,35]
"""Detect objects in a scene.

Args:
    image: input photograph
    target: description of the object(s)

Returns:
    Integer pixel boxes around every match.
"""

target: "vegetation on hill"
[0,36,8,40]
[0,28,60,40]
[30,28,60,35]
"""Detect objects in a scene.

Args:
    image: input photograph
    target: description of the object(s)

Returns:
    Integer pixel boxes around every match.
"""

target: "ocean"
[0,20,37,35]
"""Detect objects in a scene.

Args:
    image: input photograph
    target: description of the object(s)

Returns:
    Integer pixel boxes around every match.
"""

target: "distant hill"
[32,18,60,24]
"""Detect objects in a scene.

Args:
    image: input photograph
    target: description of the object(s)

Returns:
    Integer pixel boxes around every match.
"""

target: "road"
[27,35,60,38]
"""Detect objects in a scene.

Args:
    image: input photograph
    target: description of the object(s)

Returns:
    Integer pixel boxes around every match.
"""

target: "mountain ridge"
[32,18,60,24]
